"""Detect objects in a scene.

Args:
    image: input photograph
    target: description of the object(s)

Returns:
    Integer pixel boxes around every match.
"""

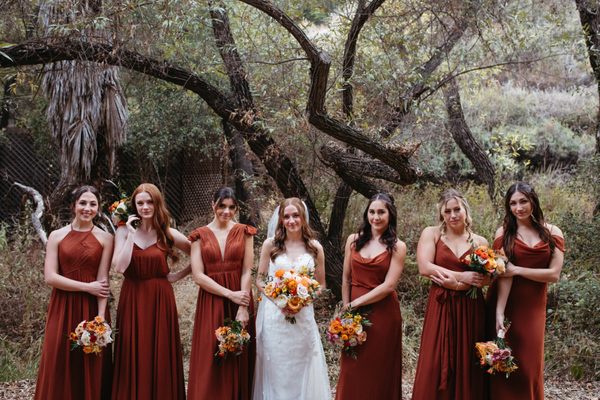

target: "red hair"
[131,183,177,261]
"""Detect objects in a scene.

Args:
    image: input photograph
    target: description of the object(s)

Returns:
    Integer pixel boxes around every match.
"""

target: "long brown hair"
[502,182,555,261]
[354,193,398,253]
[131,183,178,261]
[270,198,319,262]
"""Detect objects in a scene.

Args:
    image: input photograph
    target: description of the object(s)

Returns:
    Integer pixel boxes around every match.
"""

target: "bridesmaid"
[335,193,406,400]
[35,185,113,400]
[412,188,488,400]
[487,182,564,400]
[111,183,190,400]
[187,187,256,400]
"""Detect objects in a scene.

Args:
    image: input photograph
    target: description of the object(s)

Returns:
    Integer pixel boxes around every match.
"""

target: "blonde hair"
[437,188,473,240]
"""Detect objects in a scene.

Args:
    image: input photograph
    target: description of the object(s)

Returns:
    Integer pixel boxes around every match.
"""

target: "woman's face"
[441,197,466,229]
[74,192,99,222]
[213,198,237,224]
[282,204,302,234]
[509,191,533,221]
[134,191,155,220]
[368,200,389,231]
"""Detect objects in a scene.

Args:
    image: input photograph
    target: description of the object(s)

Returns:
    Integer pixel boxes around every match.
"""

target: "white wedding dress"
[253,252,331,400]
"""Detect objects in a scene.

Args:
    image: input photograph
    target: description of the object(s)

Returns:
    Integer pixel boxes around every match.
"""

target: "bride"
[253,197,330,400]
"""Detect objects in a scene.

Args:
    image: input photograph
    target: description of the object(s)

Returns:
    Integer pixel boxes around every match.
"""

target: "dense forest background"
[0,0,598,395]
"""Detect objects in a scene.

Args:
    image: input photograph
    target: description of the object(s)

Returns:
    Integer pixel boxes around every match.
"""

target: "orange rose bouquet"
[326,307,371,358]
[475,323,518,378]
[69,316,114,355]
[460,245,507,298]
[214,319,251,361]
[263,266,320,323]
[107,197,135,228]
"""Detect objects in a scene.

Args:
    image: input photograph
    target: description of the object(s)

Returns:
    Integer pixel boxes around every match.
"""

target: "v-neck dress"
[111,242,185,400]
[335,248,403,400]
[35,228,112,400]
[187,223,257,400]
[412,239,487,400]
[486,235,565,400]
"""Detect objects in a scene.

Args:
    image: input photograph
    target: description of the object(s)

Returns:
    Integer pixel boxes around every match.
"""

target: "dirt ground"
[2,377,598,399]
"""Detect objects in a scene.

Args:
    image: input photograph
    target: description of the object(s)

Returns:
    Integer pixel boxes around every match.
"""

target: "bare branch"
[13,182,48,245]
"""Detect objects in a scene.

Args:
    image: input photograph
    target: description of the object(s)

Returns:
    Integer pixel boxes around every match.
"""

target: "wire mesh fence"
[0,128,224,226]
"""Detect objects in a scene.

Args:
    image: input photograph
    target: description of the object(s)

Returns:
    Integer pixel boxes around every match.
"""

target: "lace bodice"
[268,252,316,276]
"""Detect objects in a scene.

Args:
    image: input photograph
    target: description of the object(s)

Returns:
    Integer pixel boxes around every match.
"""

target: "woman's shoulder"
[420,225,441,240]
[237,223,257,236]
[48,225,70,242]
[187,225,208,242]
[92,227,113,244]
[494,226,505,239]
[261,237,275,250]
[394,238,407,252]
[309,239,323,250]
[545,223,564,238]
[471,233,489,247]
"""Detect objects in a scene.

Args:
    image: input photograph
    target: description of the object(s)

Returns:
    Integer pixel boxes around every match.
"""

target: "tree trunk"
[443,78,495,198]
[222,119,260,227]
[575,0,600,154]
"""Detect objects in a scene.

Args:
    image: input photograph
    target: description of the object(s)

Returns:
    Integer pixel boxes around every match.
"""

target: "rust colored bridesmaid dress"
[111,242,185,400]
[187,223,256,400]
[412,240,487,400]
[35,228,112,400]
[486,235,565,400]
[335,249,403,400]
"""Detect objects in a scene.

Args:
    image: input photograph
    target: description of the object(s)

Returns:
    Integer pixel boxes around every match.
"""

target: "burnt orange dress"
[412,240,487,400]
[111,242,185,400]
[335,249,403,400]
[35,228,112,400]
[486,235,565,400]
[187,223,257,400]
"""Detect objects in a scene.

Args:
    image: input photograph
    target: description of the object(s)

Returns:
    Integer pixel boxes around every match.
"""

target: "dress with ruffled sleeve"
[486,235,565,400]
[187,223,257,400]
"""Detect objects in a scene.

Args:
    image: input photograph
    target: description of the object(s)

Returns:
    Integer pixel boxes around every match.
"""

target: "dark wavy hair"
[131,183,178,261]
[502,182,555,261]
[270,198,319,261]
[213,187,238,209]
[70,185,101,218]
[354,193,398,253]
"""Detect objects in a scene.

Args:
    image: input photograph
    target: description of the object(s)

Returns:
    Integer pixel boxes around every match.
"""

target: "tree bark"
[210,2,344,295]
[327,0,386,254]
[443,78,495,197]
[575,0,600,154]
[14,182,48,245]
[222,119,259,227]
[1,76,15,129]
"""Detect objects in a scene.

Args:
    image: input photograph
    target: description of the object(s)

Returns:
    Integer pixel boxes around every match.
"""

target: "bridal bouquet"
[326,307,371,358]
[460,245,507,298]
[214,319,251,360]
[108,197,135,228]
[475,324,518,378]
[69,316,114,355]
[263,267,321,323]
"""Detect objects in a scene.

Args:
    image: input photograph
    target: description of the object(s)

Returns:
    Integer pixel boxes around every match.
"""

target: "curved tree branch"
[443,77,495,197]
[14,182,48,245]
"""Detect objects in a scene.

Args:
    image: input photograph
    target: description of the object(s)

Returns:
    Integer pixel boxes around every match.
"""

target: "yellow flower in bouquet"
[460,245,508,298]
[70,316,114,355]
[474,323,518,378]
[214,319,251,361]
[264,267,321,324]
[326,307,372,358]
